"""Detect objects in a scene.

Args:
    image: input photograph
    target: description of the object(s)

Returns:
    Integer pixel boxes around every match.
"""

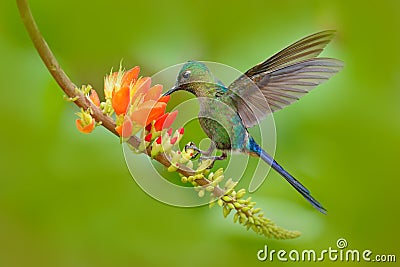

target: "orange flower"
[104,66,140,114]
[76,119,95,134]
[105,65,179,138]
[75,108,96,134]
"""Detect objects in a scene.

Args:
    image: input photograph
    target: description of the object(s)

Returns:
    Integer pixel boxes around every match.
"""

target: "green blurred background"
[1,0,399,266]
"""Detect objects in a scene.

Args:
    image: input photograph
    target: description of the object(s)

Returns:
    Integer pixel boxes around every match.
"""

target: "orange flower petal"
[122,66,140,89]
[115,117,133,138]
[163,110,178,129]
[76,119,95,134]
[132,77,152,98]
[130,101,154,126]
[158,95,170,103]
[130,101,166,126]
[146,102,167,125]
[144,84,163,102]
[89,89,101,107]
[153,113,168,132]
[115,124,123,136]
[121,117,133,138]
[112,86,130,115]
[153,110,178,131]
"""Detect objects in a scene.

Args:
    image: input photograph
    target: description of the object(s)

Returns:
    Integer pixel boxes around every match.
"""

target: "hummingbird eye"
[182,70,191,80]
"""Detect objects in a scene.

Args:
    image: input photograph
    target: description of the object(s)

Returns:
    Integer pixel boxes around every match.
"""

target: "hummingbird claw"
[184,142,200,158]
[184,142,226,168]
[199,152,227,169]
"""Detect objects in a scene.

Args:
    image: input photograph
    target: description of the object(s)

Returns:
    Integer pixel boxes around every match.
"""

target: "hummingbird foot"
[184,142,216,157]
[199,152,227,169]
[184,142,226,168]
[184,142,201,158]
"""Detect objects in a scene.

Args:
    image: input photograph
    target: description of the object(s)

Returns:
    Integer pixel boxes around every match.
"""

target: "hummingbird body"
[198,91,249,151]
[164,31,343,213]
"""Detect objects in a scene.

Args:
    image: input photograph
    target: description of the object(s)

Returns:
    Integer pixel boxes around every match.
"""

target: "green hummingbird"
[164,30,343,213]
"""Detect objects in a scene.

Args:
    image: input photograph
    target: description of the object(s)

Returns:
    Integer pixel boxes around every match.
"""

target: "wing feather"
[245,30,337,75]
[228,30,343,127]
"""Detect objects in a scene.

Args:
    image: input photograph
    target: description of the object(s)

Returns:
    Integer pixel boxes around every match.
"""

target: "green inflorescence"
[134,132,301,239]
[217,185,300,239]
[178,156,301,239]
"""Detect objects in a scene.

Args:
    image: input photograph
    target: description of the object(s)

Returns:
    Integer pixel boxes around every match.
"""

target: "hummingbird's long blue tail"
[248,138,327,214]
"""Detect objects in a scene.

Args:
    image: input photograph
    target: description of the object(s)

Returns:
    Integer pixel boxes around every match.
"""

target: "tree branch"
[16,0,224,197]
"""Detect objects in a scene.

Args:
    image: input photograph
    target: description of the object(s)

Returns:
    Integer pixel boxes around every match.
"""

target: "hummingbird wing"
[228,30,343,128]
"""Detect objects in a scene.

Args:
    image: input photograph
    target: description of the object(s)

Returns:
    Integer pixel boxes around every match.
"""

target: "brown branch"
[16,0,224,197]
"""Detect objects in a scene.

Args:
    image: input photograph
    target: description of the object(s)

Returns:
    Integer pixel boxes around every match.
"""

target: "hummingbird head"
[164,61,215,97]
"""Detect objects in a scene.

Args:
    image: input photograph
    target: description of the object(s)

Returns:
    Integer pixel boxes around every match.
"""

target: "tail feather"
[249,139,326,214]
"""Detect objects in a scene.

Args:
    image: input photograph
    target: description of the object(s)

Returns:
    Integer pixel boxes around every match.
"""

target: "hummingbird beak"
[163,85,180,96]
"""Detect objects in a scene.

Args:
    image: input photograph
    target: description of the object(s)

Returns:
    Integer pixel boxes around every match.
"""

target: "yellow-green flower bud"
[242,206,251,213]
[248,216,255,224]
[198,189,205,198]
[170,151,181,164]
[222,196,232,202]
[167,164,178,172]
[224,178,233,188]
[252,208,261,214]
[249,201,257,207]
[233,212,239,223]
[234,202,242,209]
[214,168,224,177]
[238,199,247,204]
[236,189,246,199]
[209,200,216,208]
[194,174,204,180]
[206,185,214,192]
[224,187,235,196]
[223,206,231,218]
[186,160,193,169]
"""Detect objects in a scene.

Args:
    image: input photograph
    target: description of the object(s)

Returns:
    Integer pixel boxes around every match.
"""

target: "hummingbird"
[164,30,343,214]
